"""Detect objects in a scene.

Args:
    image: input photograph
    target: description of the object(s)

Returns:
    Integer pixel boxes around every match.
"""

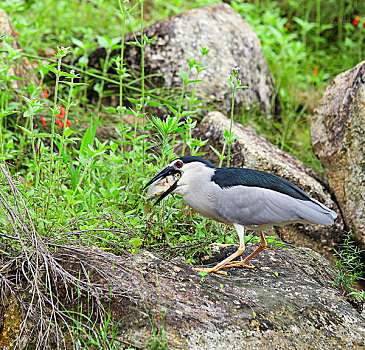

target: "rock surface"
[55,245,365,349]
[88,4,279,117]
[195,111,344,256]
[311,61,365,249]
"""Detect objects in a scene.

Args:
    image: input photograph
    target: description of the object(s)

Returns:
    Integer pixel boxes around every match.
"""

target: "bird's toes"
[222,261,256,269]
[192,267,228,275]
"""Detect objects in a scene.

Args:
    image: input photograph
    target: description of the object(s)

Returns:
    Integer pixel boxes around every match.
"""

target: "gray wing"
[216,186,336,229]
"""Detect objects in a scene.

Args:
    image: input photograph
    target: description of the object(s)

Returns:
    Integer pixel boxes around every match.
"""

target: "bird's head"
[144,156,216,205]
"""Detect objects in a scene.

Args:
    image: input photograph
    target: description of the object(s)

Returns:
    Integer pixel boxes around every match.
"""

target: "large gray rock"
[311,61,365,249]
[55,246,365,349]
[195,111,344,257]
[88,4,279,117]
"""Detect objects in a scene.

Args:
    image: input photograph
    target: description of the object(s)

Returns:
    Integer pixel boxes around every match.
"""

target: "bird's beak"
[143,166,175,189]
[144,166,180,206]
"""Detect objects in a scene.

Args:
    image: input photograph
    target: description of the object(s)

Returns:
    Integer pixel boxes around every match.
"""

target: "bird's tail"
[300,198,337,226]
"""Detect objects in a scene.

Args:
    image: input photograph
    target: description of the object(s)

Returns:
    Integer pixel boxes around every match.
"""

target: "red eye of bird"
[175,160,183,168]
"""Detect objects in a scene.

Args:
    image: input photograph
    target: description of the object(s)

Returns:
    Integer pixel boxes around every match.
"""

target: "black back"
[212,167,311,201]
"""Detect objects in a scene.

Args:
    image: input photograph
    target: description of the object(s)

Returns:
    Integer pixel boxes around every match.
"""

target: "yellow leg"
[222,232,267,269]
[192,245,246,275]
[192,223,247,275]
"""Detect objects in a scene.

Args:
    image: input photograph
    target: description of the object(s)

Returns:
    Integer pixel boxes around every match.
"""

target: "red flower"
[57,105,66,119]
[55,118,63,128]
[41,116,47,126]
[66,120,72,128]
[60,105,66,116]
[352,17,360,26]
[314,66,318,76]
[41,82,49,98]
[14,31,19,36]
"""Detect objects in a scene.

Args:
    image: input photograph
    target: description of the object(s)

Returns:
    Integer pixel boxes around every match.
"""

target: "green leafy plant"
[330,232,364,296]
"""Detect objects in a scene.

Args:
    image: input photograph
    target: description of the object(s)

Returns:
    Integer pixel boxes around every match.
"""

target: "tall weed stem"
[118,0,127,118]
[177,67,192,120]
[0,91,5,162]
[227,82,235,166]
[47,46,70,214]
[58,71,77,175]
[218,67,247,167]
[188,47,209,111]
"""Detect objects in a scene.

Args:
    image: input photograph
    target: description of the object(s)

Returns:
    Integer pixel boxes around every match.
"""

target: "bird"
[144,156,337,275]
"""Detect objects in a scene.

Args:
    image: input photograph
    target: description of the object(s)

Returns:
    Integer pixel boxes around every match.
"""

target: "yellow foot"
[221,258,255,269]
[221,261,255,269]
[192,267,228,275]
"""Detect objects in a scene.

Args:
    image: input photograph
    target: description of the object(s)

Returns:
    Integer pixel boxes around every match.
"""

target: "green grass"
[3,0,364,172]
[330,232,364,295]
[1,0,364,347]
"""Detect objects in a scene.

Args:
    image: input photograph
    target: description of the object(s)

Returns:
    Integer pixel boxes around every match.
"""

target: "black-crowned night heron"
[144,156,337,275]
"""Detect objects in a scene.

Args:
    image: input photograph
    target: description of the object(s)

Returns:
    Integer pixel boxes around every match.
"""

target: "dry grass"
[0,164,136,349]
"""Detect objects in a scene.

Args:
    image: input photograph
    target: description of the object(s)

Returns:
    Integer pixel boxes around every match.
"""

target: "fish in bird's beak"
[146,174,178,200]
[144,166,181,211]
